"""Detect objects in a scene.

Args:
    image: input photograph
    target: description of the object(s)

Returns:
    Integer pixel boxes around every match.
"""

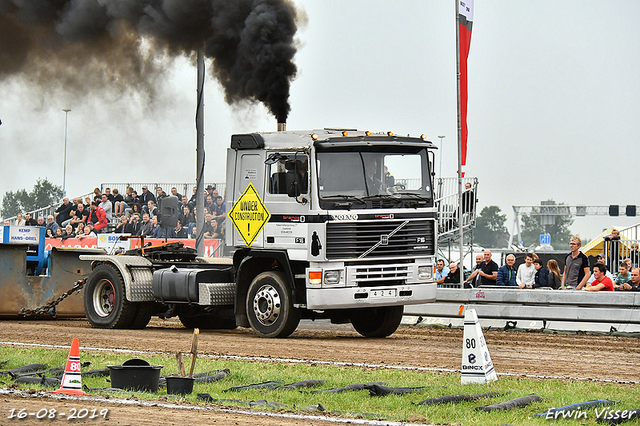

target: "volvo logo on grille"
[380,235,389,245]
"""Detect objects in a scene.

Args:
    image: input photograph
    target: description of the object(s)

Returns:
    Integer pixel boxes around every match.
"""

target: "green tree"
[1,178,63,218]
[520,204,574,247]
[474,206,509,248]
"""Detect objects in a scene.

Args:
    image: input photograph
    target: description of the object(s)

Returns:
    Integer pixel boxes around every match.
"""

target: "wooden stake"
[175,352,186,377]
[188,328,199,378]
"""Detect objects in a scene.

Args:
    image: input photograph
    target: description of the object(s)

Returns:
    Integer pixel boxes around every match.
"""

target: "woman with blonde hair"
[547,259,562,289]
[14,213,25,226]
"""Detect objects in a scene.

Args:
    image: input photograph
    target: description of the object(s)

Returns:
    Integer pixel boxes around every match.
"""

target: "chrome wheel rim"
[93,279,116,317]
[252,284,281,326]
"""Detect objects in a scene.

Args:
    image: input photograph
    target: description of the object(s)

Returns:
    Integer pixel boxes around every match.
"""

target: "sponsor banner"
[46,238,221,257]
[96,233,132,254]
[8,226,41,244]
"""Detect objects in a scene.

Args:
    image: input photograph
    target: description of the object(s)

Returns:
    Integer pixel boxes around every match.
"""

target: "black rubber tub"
[108,358,163,392]
[166,376,195,395]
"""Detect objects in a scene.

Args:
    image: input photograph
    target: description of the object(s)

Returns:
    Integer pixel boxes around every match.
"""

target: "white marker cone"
[461,308,497,385]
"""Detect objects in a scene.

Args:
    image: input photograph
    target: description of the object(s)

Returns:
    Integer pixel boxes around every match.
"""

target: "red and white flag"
[458,0,473,177]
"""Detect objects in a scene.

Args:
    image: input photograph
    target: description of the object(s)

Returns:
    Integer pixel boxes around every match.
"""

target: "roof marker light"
[387,131,394,137]
[421,134,428,140]
[365,131,371,136]
[311,133,318,141]
[342,131,349,137]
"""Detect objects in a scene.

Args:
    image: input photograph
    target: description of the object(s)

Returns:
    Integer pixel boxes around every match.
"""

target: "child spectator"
[74,222,84,236]
[547,259,562,289]
[532,258,549,288]
[614,262,632,289]
[77,223,96,239]
[62,225,75,240]
[114,215,129,233]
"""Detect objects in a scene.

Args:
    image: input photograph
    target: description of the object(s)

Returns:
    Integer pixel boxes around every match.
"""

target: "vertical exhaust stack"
[277,122,286,132]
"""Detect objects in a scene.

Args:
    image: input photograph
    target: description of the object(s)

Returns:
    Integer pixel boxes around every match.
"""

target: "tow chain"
[18,277,88,318]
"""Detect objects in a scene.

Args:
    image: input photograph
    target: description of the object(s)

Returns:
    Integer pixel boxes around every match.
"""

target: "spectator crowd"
[3,185,226,241]
[438,236,640,292]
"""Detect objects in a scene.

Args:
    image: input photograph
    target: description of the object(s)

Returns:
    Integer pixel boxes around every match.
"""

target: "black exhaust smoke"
[0,0,301,121]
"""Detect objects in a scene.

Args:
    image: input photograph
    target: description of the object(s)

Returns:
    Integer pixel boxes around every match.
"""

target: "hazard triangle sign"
[229,183,271,247]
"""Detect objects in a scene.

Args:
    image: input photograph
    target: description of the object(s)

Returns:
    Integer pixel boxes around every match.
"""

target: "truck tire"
[84,264,137,329]
[246,271,300,338]
[351,306,404,338]
[129,302,155,329]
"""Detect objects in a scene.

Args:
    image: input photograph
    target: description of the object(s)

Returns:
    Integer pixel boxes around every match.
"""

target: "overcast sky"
[1,0,638,242]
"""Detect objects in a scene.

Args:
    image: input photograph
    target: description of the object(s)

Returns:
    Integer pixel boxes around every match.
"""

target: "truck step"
[199,283,236,306]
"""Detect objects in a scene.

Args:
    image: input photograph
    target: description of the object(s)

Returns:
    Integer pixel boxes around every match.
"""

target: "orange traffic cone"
[52,338,85,395]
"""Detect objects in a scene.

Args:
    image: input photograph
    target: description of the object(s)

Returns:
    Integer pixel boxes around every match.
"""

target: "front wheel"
[351,306,404,338]
[84,264,137,329]
[246,271,300,338]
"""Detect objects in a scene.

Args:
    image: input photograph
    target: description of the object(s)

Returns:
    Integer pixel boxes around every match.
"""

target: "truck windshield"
[316,148,432,203]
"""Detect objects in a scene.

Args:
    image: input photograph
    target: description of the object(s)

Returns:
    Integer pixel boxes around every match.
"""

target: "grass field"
[1,346,638,425]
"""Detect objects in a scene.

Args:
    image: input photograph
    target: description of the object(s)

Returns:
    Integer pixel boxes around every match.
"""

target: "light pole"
[62,109,71,196]
[437,135,445,177]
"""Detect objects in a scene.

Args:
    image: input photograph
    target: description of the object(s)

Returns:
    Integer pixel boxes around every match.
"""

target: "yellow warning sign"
[229,183,271,247]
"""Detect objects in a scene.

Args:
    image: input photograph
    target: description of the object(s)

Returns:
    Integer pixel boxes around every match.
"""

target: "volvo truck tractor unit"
[80,128,438,337]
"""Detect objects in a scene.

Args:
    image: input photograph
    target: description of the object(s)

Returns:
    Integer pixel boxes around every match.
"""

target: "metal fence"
[602,237,640,272]
[100,182,227,201]
[435,177,478,239]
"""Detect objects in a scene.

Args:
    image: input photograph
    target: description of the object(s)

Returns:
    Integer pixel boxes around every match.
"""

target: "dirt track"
[1,318,638,425]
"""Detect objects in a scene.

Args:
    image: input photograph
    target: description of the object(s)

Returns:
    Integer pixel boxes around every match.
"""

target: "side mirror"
[286,170,301,197]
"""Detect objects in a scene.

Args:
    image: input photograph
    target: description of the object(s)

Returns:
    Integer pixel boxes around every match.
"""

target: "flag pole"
[456,0,464,287]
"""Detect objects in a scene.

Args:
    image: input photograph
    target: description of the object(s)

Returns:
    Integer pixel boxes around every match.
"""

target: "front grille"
[326,219,435,260]
[352,264,409,286]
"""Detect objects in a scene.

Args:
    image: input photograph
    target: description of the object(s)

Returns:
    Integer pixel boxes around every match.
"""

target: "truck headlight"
[418,266,432,280]
[324,270,342,285]
[308,270,322,287]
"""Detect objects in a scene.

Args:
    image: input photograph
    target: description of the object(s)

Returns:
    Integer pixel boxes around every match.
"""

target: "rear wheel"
[84,264,137,329]
[246,271,300,338]
[129,302,155,329]
[351,306,404,338]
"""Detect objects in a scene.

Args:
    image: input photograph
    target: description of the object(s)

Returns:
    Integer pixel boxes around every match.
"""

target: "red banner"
[458,0,473,177]
[46,238,222,257]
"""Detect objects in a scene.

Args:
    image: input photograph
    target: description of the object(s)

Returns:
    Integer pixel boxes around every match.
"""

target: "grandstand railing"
[435,177,478,250]
[99,182,227,201]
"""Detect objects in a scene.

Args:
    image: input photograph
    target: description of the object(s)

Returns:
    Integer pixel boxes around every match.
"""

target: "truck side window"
[268,155,308,195]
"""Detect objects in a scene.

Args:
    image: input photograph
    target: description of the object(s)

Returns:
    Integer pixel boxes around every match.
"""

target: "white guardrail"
[404,287,640,333]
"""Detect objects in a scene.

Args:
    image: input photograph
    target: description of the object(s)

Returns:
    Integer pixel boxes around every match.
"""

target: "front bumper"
[305,282,436,310]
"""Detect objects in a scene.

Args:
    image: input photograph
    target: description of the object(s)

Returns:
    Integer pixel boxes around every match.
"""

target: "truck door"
[231,153,266,248]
